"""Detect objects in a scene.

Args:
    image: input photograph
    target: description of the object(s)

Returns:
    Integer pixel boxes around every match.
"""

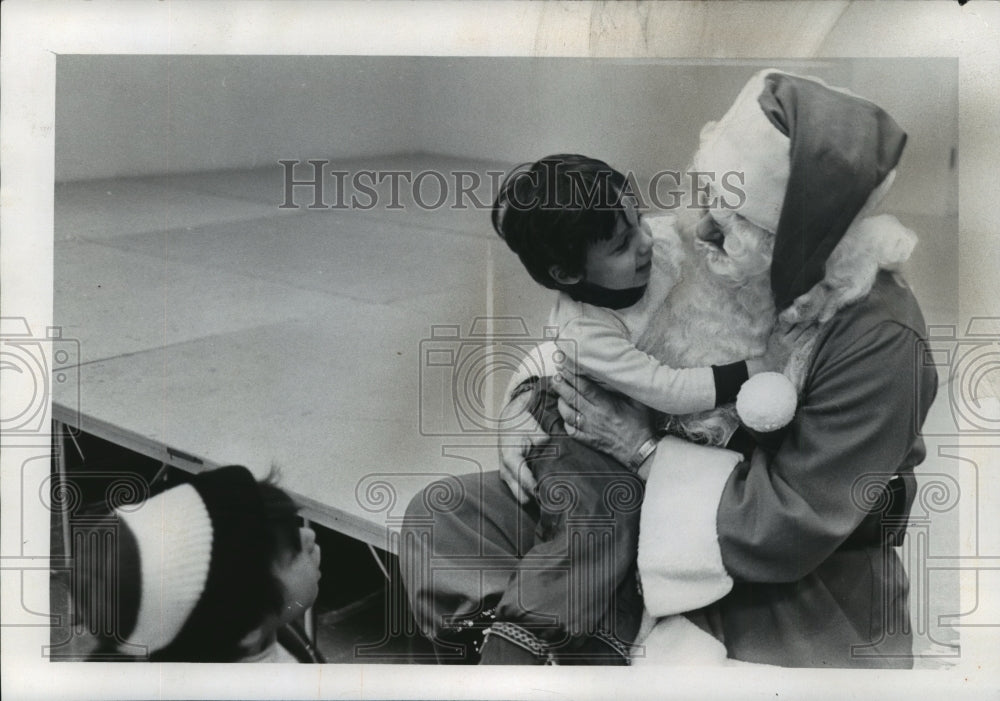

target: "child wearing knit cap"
[70,465,323,662]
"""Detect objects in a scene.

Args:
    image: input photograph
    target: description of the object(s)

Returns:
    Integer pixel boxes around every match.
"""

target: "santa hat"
[693,69,907,310]
[86,465,273,659]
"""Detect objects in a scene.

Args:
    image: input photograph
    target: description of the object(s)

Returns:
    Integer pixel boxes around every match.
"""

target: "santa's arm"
[639,319,936,614]
[716,321,935,580]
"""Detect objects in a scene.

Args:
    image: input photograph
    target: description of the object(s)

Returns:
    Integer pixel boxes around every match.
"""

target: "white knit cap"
[98,465,272,659]
[116,483,213,653]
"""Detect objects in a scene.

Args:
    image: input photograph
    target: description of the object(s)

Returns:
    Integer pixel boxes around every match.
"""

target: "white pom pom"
[736,372,798,432]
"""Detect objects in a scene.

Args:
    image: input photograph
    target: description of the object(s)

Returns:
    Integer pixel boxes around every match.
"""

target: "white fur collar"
[779,213,917,325]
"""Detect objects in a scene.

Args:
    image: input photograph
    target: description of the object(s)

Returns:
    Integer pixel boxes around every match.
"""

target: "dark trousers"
[400,381,644,663]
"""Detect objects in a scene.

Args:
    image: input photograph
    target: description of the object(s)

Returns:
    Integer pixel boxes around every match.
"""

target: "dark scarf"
[565,280,648,310]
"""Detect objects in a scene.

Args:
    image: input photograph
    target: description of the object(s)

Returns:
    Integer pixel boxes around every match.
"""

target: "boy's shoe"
[478,622,554,665]
[478,634,548,665]
[478,622,633,665]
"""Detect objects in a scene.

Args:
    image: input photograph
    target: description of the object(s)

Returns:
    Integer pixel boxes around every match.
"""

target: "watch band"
[628,437,658,471]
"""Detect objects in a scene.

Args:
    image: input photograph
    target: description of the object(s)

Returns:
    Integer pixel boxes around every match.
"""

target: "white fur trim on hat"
[117,483,213,653]
[692,69,790,232]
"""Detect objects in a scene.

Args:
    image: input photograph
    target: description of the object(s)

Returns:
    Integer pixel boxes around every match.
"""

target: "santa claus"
[400,69,938,668]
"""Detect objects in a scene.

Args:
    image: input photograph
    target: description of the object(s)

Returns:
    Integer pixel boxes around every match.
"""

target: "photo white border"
[2,1,998,699]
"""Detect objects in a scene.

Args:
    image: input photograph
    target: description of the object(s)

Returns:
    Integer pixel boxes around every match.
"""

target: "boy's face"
[272,526,322,625]
[581,199,654,290]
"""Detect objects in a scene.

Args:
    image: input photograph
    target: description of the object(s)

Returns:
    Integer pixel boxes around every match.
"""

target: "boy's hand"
[497,389,549,505]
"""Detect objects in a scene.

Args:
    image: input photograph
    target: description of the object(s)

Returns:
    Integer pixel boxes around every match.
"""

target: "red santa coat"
[639,271,937,668]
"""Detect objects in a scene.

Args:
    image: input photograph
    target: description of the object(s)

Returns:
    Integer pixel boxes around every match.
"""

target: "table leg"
[367,543,392,582]
[302,517,316,644]
[150,462,171,491]
[53,420,71,563]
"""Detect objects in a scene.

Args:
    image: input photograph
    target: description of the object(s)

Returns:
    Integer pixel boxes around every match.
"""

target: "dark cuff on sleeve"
[712,361,749,406]
[725,425,756,460]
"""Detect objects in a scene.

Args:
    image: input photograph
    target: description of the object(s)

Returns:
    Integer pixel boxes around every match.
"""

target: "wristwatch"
[628,437,658,471]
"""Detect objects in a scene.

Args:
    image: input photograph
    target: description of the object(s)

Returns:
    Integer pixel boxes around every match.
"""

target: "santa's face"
[688,207,775,285]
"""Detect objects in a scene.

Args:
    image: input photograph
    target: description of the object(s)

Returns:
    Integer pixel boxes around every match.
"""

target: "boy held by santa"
[464,155,789,664]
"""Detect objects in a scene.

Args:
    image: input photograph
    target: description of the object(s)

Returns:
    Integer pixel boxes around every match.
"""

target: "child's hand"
[497,389,550,505]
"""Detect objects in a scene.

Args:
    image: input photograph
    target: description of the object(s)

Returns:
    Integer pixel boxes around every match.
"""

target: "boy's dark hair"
[492,154,631,289]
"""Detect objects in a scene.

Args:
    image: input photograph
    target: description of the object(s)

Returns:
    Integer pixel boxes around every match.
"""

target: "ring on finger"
[576,411,584,429]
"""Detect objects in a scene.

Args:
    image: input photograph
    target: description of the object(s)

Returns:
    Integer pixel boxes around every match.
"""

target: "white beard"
[637,206,916,447]
[640,208,775,367]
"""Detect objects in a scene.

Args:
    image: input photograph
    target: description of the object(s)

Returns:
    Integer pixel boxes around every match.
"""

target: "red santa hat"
[693,69,907,310]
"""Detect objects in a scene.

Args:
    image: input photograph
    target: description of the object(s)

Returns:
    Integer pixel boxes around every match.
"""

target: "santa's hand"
[552,371,655,467]
[762,320,816,370]
[497,388,549,505]
[776,318,818,343]
[782,322,821,392]
[760,319,820,391]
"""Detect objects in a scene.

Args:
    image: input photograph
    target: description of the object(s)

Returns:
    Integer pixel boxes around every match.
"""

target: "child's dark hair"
[492,154,631,289]
[72,466,305,661]
[257,466,304,614]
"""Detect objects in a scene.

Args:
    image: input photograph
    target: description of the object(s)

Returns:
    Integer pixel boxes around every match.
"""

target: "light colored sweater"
[550,216,718,415]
